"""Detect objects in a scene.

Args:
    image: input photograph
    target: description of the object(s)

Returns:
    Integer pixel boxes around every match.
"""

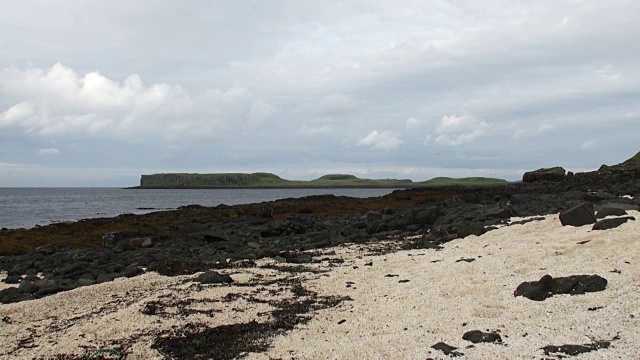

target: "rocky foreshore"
[1,161,640,358]
[1,163,640,305]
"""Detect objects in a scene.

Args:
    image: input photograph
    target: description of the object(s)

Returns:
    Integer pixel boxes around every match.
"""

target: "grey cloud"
[0,0,639,185]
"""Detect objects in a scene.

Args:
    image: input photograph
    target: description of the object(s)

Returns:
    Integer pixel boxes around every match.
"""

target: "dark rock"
[3,275,21,284]
[462,330,502,343]
[456,224,486,238]
[514,274,607,301]
[583,191,614,202]
[123,266,144,278]
[596,207,628,218]
[77,278,97,287]
[35,244,58,255]
[483,204,512,219]
[523,167,566,183]
[431,342,464,357]
[204,228,229,242]
[18,280,38,293]
[290,254,313,264]
[559,202,596,226]
[195,271,233,284]
[542,339,612,357]
[592,216,635,230]
[96,273,117,283]
[0,287,34,304]
[129,237,154,248]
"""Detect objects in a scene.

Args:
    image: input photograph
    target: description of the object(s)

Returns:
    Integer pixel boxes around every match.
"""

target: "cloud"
[299,124,331,136]
[581,140,594,149]
[405,117,421,130]
[433,113,490,146]
[358,130,402,150]
[0,64,276,142]
[513,123,555,139]
[37,148,60,156]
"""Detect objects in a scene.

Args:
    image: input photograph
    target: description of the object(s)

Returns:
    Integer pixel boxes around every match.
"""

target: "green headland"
[135,172,509,189]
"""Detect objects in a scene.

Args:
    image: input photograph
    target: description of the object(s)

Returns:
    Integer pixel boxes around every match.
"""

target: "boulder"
[129,237,154,248]
[559,202,596,226]
[592,216,635,230]
[456,224,486,238]
[595,207,628,219]
[35,244,58,255]
[204,228,229,242]
[514,274,607,301]
[522,167,566,183]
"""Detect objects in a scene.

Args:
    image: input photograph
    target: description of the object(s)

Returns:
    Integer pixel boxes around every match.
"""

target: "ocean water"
[0,187,397,229]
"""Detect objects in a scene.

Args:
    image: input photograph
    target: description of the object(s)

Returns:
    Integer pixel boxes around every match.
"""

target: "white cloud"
[581,140,594,149]
[405,117,421,130]
[358,130,402,150]
[433,113,490,146]
[37,148,60,156]
[299,124,331,136]
[0,64,275,142]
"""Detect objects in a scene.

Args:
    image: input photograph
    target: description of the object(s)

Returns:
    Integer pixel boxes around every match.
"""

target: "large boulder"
[522,167,566,183]
[559,202,596,227]
[514,274,607,301]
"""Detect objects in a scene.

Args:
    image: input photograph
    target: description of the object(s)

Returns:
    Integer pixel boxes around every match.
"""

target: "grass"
[137,172,508,188]
[624,151,640,164]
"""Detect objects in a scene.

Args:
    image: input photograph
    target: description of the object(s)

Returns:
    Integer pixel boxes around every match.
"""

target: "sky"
[1,0,639,186]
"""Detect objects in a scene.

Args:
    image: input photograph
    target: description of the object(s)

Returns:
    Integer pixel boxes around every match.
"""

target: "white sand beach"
[1,212,639,359]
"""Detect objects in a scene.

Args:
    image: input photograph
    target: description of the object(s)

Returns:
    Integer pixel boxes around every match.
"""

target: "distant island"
[132,172,509,189]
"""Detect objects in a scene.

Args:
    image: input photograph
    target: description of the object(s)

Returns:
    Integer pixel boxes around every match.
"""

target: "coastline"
[1,212,638,359]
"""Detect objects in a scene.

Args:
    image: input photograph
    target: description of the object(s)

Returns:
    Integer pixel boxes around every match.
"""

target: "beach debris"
[514,274,607,301]
[462,330,502,344]
[337,319,347,324]
[592,216,635,230]
[430,342,464,357]
[398,279,410,283]
[542,335,619,358]
[456,257,476,263]
[559,202,597,227]
[194,271,233,284]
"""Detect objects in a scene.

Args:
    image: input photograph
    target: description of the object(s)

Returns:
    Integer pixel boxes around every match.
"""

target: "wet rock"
[514,274,607,301]
[195,271,234,284]
[592,216,635,230]
[462,330,502,343]
[559,202,596,227]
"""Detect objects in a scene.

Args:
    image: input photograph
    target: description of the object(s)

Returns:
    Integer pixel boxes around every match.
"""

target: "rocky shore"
[1,158,640,358]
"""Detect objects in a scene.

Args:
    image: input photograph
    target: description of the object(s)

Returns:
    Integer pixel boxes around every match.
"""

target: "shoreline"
[1,212,638,358]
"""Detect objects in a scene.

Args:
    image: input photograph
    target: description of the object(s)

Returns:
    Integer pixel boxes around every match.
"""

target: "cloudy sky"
[1,0,639,186]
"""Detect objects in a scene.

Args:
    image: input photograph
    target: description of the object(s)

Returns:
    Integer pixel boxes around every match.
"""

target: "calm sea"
[0,188,397,229]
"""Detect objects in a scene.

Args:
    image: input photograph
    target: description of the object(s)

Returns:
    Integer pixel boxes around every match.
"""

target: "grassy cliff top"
[624,151,640,164]
[138,172,508,188]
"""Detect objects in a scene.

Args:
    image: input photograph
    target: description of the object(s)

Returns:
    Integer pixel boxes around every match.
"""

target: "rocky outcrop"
[522,167,566,183]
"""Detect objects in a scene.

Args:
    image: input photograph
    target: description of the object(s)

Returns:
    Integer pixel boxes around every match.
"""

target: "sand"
[1,212,639,359]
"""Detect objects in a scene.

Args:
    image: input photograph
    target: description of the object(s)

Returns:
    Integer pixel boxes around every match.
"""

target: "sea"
[0,187,397,229]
